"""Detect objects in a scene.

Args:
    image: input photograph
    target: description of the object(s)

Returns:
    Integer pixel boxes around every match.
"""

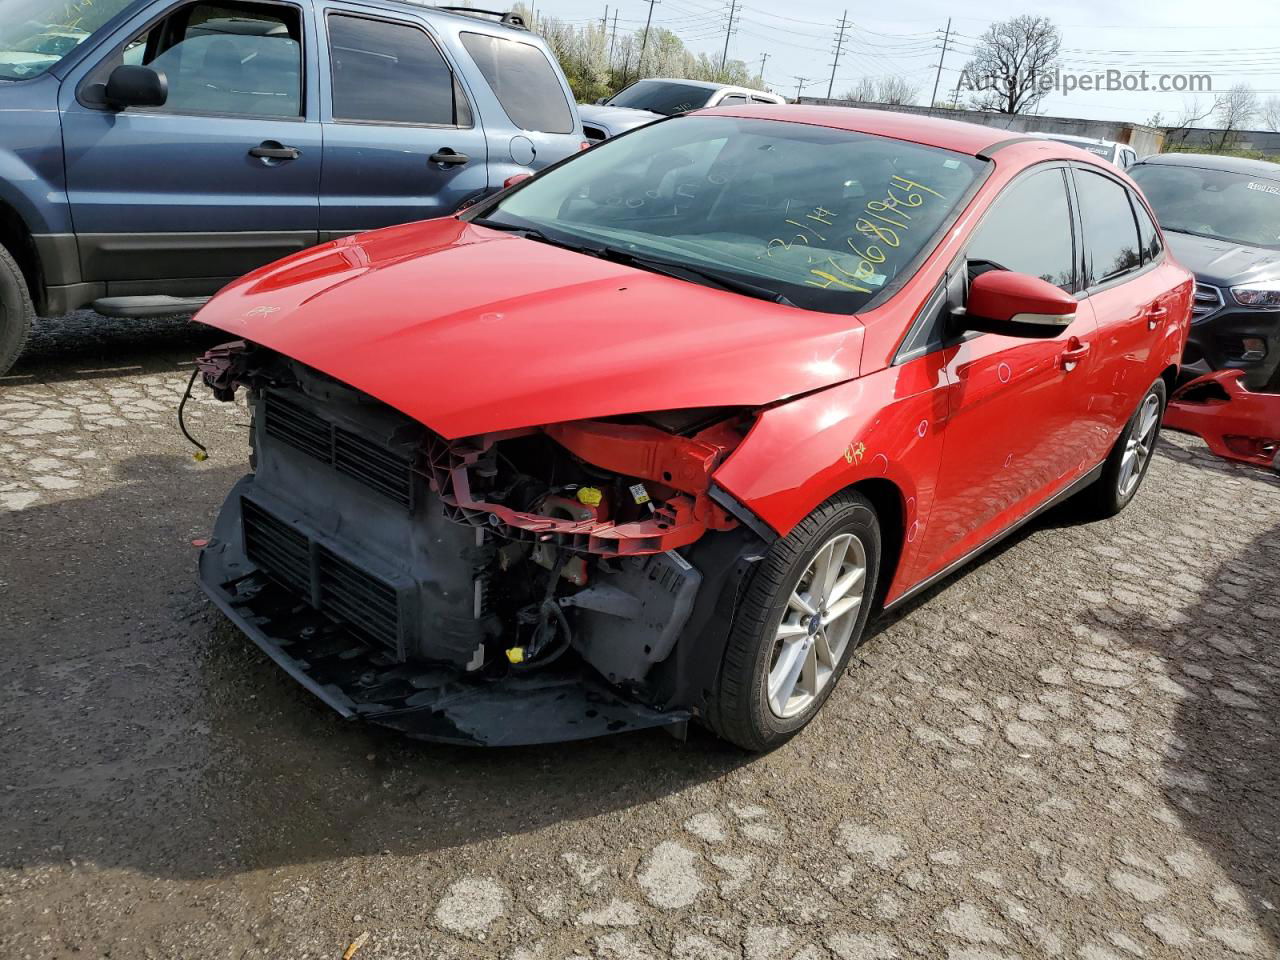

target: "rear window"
[460,32,573,134]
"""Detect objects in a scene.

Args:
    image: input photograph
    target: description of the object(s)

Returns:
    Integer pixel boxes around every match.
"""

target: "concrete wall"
[796,98,1166,156]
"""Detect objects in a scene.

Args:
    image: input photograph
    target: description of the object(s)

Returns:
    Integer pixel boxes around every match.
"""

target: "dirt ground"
[1,313,1277,960]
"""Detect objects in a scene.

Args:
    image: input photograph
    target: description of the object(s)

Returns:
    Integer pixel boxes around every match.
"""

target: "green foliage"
[514,5,764,103]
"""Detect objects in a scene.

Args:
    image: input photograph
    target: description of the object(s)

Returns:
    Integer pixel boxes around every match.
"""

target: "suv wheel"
[0,243,34,377]
[707,492,880,751]
[1080,378,1167,518]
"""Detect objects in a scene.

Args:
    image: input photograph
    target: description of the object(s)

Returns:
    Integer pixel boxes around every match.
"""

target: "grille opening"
[263,391,415,508]
[1192,283,1223,319]
[242,498,402,657]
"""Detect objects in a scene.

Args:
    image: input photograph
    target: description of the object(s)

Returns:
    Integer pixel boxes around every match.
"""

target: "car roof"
[702,104,1032,157]
[372,1,539,36]
[1135,152,1280,177]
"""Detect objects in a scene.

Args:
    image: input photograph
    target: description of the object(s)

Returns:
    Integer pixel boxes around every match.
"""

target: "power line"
[792,75,813,99]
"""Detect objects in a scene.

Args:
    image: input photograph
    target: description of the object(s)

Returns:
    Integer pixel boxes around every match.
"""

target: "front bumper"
[1185,300,1280,391]
[199,477,689,746]
[1165,369,1280,470]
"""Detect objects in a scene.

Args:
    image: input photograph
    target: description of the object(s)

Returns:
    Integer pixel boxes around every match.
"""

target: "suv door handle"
[1145,304,1168,330]
[430,148,470,166]
[1060,338,1091,371]
[249,141,301,160]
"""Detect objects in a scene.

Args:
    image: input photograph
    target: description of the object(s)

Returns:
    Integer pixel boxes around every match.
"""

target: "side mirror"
[105,64,168,110]
[958,269,1078,338]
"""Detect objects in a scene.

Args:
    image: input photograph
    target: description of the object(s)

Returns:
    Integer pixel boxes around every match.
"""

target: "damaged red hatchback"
[194,107,1192,750]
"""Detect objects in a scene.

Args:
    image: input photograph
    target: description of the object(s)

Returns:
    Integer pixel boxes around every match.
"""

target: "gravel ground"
[1,312,1278,960]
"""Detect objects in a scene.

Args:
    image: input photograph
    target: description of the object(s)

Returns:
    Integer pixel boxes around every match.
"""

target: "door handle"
[1145,304,1168,330]
[430,148,470,166]
[1060,338,1091,371]
[250,141,301,160]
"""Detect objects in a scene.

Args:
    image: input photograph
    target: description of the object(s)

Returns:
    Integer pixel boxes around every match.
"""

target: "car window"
[329,15,467,126]
[1075,170,1142,286]
[967,167,1076,291]
[1132,195,1163,264]
[0,0,133,80]
[460,32,573,134]
[479,115,986,314]
[119,2,303,118]
[605,79,716,115]
[750,95,776,104]
[718,94,750,105]
[1128,162,1280,250]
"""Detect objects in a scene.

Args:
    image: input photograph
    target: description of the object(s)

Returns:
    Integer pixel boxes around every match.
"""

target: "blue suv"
[0,0,585,374]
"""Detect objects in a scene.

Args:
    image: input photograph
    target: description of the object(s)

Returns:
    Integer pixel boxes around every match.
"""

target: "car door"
[1071,165,1172,447]
[317,8,489,236]
[913,165,1101,577]
[59,0,322,295]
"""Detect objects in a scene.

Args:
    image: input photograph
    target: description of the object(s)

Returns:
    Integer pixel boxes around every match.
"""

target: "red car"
[193,106,1192,750]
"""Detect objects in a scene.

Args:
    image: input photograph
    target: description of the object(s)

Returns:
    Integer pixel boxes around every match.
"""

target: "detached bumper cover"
[199,478,688,746]
[1165,369,1280,470]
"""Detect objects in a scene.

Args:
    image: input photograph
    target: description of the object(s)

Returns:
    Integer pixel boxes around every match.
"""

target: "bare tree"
[1262,95,1280,133]
[960,15,1061,114]
[1163,95,1216,149]
[842,76,919,106]
[1214,83,1259,150]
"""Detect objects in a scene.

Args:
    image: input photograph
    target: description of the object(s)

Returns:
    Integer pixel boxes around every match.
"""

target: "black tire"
[1078,377,1167,519]
[706,491,881,751]
[0,242,34,377]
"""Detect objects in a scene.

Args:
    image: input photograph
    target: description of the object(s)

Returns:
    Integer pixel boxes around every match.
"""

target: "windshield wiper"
[471,217,601,255]
[596,246,796,306]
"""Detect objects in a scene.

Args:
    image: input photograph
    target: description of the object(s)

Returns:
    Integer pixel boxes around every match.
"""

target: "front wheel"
[0,243,34,377]
[1079,377,1167,518]
[706,492,880,751]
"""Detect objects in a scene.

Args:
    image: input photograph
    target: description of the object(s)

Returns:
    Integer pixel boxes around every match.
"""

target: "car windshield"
[606,80,718,115]
[476,115,986,314]
[1130,162,1280,250]
[0,0,133,79]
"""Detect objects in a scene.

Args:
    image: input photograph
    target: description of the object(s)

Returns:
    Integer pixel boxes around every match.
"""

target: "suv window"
[1132,195,1163,264]
[328,15,468,126]
[967,167,1076,291]
[718,93,750,105]
[460,32,573,134]
[123,2,303,118]
[1075,170,1142,286]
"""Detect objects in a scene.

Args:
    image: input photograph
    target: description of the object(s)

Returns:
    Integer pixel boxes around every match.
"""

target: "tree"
[1163,95,1215,149]
[842,76,919,107]
[1214,83,1258,150]
[1262,95,1280,133]
[960,15,1061,115]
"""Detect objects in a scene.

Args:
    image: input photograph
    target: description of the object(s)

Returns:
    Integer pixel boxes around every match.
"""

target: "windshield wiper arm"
[596,247,795,306]
[471,218,600,255]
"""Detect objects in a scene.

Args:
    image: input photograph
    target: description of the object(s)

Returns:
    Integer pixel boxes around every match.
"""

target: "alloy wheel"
[766,532,867,719]
[1118,392,1161,498]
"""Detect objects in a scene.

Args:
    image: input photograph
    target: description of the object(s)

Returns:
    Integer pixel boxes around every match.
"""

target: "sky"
[532,0,1280,127]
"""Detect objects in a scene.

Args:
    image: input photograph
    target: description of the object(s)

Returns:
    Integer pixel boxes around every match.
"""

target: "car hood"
[1165,231,1280,287]
[194,217,865,438]
[578,103,664,132]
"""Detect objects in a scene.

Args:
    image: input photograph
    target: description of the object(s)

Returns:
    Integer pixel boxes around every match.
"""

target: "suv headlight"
[1231,283,1280,307]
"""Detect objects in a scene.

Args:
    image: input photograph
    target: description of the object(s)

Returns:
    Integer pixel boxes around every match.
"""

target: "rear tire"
[706,492,880,751]
[0,243,34,377]
[1079,378,1167,519]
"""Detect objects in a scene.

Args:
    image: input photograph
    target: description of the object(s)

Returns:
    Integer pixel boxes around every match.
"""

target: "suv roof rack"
[434,6,529,29]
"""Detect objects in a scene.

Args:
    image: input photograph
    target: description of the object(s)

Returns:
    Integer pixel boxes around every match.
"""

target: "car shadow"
[1,312,222,387]
[0,454,748,882]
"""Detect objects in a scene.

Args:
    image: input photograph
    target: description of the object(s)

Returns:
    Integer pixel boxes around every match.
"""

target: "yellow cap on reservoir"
[506,647,525,664]
[577,486,603,506]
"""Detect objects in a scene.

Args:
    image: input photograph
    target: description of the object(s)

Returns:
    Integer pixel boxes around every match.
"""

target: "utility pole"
[758,51,769,86]
[608,9,619,74]
[929,17,951,112]
[826,10,850,100]
[720,0,738,74]
[950,65,963,110]
[792,76,811,101]
[635,0,660,83]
